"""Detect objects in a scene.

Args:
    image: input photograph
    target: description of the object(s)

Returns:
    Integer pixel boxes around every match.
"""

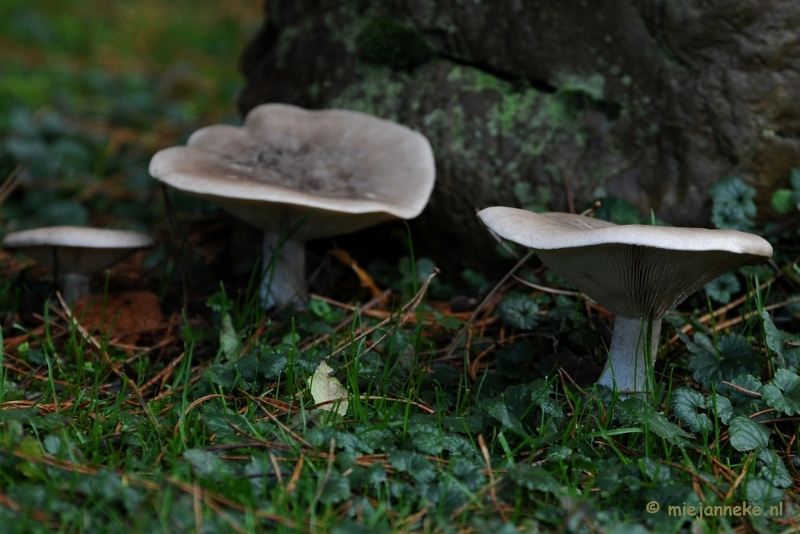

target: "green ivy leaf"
[639,457,672,483]
[449,459,485,492]
[728,374,763,404]
[594,196,642,224]
[682,331,717,355]
[234,353,259,382]
[530,379,563,436]
[258,347,289,379]
[772,368,800,395]
[307,320,334,335]
[205,289,232,313]
[202,409,246,442]
[686,353,719,388]
[707,393,734,424]
[718,334,760,363]
[409,423,444,455]
[619,398,692,446]
[17,435,44,479]
[442,434,481,458]
[530,380,563,421]
[434,311,462,330]
[440,416,483,433]
[318,471,350,504]
[704,272,741,304]
[305,428,372,455]
[368,464,388,486]
[688,333,760,391]
[760,369,800,416]
[183,449,232,481]
[761,312,784,359]
[772,188,794,214]
[308,298,336,323]
[355,426,395,452]
[547,444,572,461]
[498,293,539,330]
[502,383,537,416]
[510,464,561,494]
[710,176,756,231]
[640,457,672,482]
[486,400,528,437]
[207,363,237,389]
[728,416,770,451]
[595,464,624,496]
[745,477,784,511]
[389,451,436,483]
[757,450,793,488]
[671,388,711,433]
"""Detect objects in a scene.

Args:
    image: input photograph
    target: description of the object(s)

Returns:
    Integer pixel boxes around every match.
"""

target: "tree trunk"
[238,0,800,272]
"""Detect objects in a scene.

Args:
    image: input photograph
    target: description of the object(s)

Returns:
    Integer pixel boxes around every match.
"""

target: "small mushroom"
[2,226,154,305]
[149,103,435,307]
[477,207,773,396]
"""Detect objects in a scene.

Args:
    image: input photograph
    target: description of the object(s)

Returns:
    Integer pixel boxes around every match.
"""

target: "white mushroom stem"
[62,273,91,306]
[597,315,662,397]
[260,233,306,308]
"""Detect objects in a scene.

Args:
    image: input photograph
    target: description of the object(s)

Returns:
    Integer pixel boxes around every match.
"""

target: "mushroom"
[2,226,154,305]
[149,103,435,307]
[476,207,773,396]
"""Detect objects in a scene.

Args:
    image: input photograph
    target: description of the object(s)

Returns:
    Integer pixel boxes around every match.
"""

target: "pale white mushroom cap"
[3,226,154,275]
[149,103,436,241]
[477,207,773,318]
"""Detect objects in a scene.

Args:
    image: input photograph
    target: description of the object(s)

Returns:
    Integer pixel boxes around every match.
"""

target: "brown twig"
[297,289,391,351]
[721,380,762,398]
[510,274,581,296]
[328,269,439,360]
[725,453,754,501]
[478,434,507,521]
[668,273,783,344]
[0,164,25,207]
[445,251,535,363]
[286,456,305,495]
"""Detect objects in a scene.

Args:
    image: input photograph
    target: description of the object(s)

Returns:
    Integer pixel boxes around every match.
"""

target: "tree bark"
[238,0,800,272]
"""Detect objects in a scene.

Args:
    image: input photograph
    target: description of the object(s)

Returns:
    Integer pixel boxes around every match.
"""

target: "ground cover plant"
[0,1,799,532]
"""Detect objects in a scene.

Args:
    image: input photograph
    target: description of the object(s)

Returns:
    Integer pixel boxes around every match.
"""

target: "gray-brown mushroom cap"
[477,207,773,319]
[2,226,154,275]
[149,103,436,308]
[148,103,436,241]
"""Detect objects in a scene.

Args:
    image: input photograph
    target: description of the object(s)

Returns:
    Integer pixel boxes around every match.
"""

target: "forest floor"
[0,1,797,532]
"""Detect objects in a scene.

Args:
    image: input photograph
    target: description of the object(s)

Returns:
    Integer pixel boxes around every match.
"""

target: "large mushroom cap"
[149,103,436,241]
[477,207,773,318]
[3,226,154,275]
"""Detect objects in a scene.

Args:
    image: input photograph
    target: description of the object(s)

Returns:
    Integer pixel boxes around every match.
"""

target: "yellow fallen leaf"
[309,360,348,416]
[220,313,241,362]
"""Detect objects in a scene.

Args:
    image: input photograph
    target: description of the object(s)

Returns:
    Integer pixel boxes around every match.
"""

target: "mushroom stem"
[260,233,306,308]
[62,273,90,306]
[597,315,662,397]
